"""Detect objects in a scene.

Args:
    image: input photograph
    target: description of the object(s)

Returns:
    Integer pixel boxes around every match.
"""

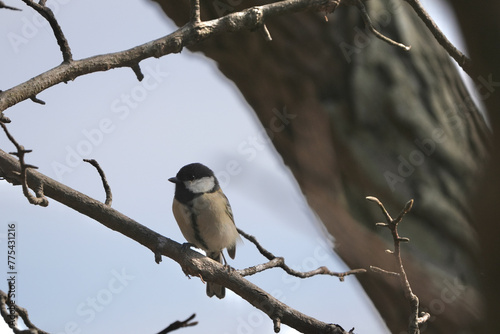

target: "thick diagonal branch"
[0,148,349,334]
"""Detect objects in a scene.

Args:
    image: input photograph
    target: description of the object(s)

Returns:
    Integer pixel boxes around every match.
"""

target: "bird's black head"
[173,163,215,182]
[169,163,219,201]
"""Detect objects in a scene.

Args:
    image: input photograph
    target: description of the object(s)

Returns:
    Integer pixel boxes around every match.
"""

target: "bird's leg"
[179,243,197,278]
[220,252,234,272]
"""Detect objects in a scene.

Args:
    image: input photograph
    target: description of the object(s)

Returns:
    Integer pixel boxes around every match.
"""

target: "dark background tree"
[153,0,492,332]
[449,2,500,333]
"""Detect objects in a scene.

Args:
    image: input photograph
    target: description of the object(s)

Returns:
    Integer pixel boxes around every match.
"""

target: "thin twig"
[237,228,275,260]
[21,0,72,63]
[319,0,339,16]
[83,159,112,206]
[403,0,473,77]
[367,196,429,334]
[0,114,10,123]
[237,228,366,281]
[29,95,46,105]
[0,122,48,206]
[131,64,144,81]
[189,0,201,23]
[157,313,198,334]
[258,24,273,41]
[355,0,411,51]
[273,317,281,333]
[0,1,21,10]
[369,265,399,277]
[418,312,431,324]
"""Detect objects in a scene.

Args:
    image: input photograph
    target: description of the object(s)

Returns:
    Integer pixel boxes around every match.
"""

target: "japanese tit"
[168,163,241,299]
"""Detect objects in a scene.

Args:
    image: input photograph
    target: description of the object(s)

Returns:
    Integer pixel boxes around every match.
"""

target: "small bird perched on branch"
[169,163,241,299]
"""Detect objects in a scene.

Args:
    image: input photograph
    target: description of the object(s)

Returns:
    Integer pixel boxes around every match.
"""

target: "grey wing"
[222,192,239,259]
[222,193,235,225]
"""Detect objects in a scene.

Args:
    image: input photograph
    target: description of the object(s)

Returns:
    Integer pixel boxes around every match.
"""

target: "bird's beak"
[168,177,179,184]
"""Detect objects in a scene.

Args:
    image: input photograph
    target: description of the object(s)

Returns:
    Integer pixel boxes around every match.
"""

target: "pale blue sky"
[0,1,463,333]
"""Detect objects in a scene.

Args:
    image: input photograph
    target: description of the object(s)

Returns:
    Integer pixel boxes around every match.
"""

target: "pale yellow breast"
[172,191,241,254]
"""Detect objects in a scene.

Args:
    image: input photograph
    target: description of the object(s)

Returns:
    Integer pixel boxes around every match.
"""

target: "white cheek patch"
[185,176,215,193]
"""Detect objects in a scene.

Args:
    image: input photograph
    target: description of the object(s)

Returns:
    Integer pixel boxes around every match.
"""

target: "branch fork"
[367,196,430,334]
[0,122,48,206]
[236,228,366,281]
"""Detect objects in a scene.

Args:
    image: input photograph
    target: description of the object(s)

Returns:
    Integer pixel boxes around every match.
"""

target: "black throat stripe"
[189,208,209,251]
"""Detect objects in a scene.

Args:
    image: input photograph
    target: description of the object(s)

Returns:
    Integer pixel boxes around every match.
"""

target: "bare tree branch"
[0,0,338,114]
[130,63,144,81]
[0,1,21,11]
[156,313,198,334]
[0,290,50,334]
[355,0,411,51]
[1,0,457,121]
[258,23,273,41]
[0,148,350,334]
[403,0,473,77]
[189,0,201,23]
[367,196,430,334]
[20,0,72,63]
[83,159,113,206]
[0,0,413,117]
[0,122,48,206]
[29,95,46,105]
[237,228,366,281]
[369,265,399,277]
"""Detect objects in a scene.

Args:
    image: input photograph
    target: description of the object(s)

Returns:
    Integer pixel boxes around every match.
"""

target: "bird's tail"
[206,252,225,299]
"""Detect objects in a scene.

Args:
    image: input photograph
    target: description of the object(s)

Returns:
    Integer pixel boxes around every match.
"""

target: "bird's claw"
[181,242,195,251]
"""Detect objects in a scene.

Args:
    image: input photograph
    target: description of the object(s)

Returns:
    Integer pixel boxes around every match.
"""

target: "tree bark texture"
[152,0,489,332]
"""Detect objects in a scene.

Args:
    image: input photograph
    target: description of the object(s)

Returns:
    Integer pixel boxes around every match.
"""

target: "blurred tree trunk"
[152,0,489,332]
[449,1,500,333]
